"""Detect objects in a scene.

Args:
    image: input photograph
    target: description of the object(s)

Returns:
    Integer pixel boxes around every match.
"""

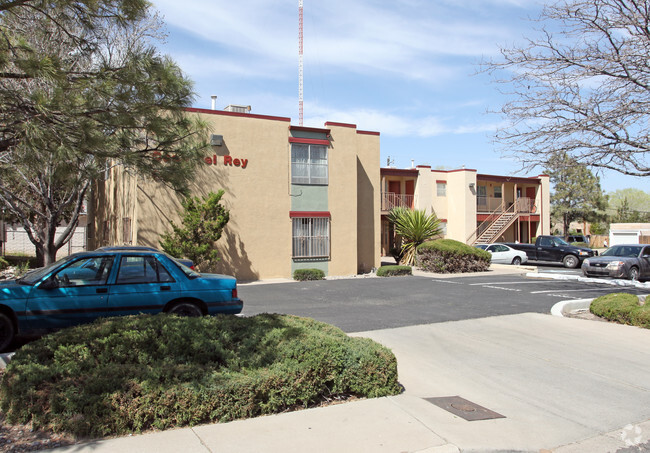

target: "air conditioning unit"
[210,134,223,146]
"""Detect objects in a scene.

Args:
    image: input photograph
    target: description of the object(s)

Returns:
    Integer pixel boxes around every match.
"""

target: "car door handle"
[160,285,171,291]
[96,288,108,294]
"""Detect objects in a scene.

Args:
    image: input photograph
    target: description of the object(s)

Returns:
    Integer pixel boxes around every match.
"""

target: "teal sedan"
[0,250,243,351]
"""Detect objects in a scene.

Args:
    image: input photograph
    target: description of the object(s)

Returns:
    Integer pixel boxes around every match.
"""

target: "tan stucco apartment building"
[90,105,551,280]
[90,107,381,281]
[380,165,550,255]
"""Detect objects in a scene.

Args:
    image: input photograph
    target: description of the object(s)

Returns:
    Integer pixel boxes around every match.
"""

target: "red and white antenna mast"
[298,0,304,126]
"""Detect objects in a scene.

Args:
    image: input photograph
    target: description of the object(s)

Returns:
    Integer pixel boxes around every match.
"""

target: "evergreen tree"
[547,152,608,237]
[0,1,208,264]
[159,191,230,272]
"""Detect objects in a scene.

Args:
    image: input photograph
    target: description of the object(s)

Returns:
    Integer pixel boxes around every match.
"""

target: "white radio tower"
[298,0,304,126]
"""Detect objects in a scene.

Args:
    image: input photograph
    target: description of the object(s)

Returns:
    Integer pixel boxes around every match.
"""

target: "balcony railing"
[477,197,534,213]
[382,192,414,211]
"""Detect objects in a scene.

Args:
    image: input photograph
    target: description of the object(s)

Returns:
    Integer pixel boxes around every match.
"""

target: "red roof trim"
[439,218,448,222]
[436,180,447,184]
[324,121,356,128]
[357,130,380,136]
[381,168,419,177]
[290,211,331,218]
[289,137,330,145]
[446,168,477,173]
[290,125,331,134]
[185,107,291,122]
[477,173,541,185]
[417,165,431,169]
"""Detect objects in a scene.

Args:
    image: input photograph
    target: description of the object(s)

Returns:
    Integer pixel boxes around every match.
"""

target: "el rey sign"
[204,155,248,169]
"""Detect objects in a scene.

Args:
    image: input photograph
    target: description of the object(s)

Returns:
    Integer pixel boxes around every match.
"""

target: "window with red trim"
[291,144,328,185]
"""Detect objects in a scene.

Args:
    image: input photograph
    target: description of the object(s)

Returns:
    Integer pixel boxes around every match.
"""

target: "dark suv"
[566,235,589,244]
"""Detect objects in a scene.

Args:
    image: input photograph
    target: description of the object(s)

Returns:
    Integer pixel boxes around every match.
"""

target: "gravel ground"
[0,414,78,452]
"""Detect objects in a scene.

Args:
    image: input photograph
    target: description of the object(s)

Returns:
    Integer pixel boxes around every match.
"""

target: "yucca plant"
[388,207,442,266]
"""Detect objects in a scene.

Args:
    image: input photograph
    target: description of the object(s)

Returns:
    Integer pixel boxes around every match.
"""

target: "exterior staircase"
[468,201,521,245]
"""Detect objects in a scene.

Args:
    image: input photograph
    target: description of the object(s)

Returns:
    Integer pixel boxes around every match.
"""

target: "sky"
[150,0,647,194]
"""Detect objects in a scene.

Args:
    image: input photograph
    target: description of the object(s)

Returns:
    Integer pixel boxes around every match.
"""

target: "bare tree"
[485,0,650,177]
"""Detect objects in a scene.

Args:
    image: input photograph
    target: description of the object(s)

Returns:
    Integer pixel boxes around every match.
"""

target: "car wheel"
[511,256,522,266]
[168,302,203,317]
[0,313,15,352]
[563,255,579,268]
[628,266,640,281]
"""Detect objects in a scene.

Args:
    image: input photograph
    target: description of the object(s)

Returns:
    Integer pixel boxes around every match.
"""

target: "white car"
[476,243,528,265]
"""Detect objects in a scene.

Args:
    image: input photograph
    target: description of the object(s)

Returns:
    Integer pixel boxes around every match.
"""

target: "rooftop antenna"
[298,0,304,126]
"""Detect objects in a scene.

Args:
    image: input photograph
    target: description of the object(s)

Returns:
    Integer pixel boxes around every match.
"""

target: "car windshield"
[601,245,642,258]
[169,256,201,279]
[17,255,76,285]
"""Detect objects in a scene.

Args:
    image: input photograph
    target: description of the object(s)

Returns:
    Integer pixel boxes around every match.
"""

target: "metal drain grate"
[424,396,505,421]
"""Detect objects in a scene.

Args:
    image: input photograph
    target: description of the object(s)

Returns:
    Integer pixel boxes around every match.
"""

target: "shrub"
[417,239,490,274]
[0,314,400,438]
[376,265,412,277]
[293,268,325,281]
[572,242,590,248]
[0,256,8,271]
[590,293,642,325]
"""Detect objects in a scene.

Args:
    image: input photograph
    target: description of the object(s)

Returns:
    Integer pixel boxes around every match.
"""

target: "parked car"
[581,244,650,281]
[475,243,528,265]
[505,235,594,268]
[0,250,242,351]
[96,246,194,269]
[566,235,589,245]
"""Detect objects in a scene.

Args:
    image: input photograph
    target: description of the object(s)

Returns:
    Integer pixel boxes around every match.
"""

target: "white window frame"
[436,182,447,197]
[291,144,328,185]
[292,217,330,258]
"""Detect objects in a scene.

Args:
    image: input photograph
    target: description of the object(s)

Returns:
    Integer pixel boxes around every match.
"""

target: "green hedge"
[376,265,412,277]
[293,268,325,281]
[0,314,400,438]
[590,293,649,327]
[0,256,8,271]
[417,239,490,274]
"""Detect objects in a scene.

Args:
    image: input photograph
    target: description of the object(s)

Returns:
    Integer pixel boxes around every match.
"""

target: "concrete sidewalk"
[47,313,650,453]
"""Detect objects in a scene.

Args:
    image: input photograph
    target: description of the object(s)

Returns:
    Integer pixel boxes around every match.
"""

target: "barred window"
[292,217,330,258]
[291,144,328,185]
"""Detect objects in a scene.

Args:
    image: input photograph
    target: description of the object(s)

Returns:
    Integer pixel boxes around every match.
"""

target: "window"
[292,217,330,258]
[116,256,174,284]
[436,182,447,197]
[54,256,114,287]
[291,144,328,185]
[494,187,502,198]
[440,221,447,236]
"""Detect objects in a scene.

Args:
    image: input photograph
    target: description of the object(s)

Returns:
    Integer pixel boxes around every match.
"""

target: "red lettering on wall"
[202,155,248,168]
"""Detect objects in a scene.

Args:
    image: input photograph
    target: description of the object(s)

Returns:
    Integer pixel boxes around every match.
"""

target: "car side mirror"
[39,277,59,290]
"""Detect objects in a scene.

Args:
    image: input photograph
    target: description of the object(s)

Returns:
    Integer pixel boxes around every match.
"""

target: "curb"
[550,299,593,317]
[0,352,14,369]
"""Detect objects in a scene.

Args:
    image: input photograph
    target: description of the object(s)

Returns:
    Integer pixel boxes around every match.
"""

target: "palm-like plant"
[388,207,442,266]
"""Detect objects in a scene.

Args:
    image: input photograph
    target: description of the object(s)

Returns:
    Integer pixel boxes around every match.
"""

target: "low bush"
[590,293,648,327]
[376,265,412,277]
[0,256,8,271]
[2,255,38,269]
[293,268,325,281]
[417,239,490,274]
[0,314,400,438]
[572,242,590,248]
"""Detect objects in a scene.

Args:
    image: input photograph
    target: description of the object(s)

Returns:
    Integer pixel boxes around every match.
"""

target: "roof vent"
[224,104,251,114]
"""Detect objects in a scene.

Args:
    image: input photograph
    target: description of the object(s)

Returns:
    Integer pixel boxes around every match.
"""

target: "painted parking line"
[469,281,557,286]
[481,285,522,292]
[531,287,618,294]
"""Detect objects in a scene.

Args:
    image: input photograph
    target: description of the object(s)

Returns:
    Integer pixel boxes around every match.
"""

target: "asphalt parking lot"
[240,268,648,333]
